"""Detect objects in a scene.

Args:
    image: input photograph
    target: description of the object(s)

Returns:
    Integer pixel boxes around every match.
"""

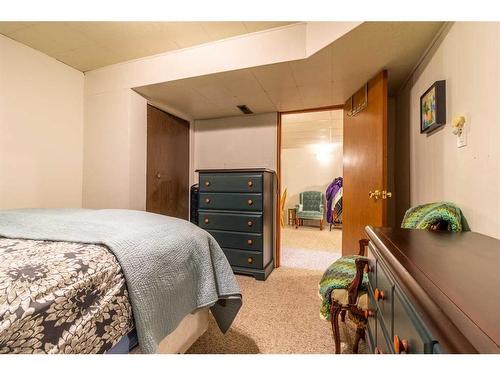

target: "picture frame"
[420,80,446,134]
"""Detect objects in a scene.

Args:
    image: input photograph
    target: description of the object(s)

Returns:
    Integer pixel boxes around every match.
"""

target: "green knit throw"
[401,201,470,232]
[318,255,368,320]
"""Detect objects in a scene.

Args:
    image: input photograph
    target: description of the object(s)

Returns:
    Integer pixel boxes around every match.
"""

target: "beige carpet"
[281,225,342,253]
[280,225,342,270]
[187,267,366,354]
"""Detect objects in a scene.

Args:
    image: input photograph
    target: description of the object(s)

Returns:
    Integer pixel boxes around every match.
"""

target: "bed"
[0,209,242,354]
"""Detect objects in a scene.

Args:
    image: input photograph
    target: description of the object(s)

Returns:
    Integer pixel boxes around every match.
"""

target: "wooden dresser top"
[366,226,500,353]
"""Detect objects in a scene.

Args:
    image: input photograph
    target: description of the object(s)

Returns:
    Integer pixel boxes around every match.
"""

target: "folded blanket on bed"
[0,209,242,354]
[401,202,470,232]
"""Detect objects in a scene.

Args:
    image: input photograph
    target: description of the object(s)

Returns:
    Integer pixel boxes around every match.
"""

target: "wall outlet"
[457,128,467,148]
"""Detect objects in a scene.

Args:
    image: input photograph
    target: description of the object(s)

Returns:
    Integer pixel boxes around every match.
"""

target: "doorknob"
[156,172,161,180]
[368,190,382,200]
[369,190,392,200]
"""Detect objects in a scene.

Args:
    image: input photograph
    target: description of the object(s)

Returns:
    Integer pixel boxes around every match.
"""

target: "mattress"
[0,237,134,354]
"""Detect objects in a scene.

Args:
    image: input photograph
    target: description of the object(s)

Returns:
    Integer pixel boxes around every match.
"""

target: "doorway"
[278,107,344,270]
[146,104,190,219]
[275,71,389,266]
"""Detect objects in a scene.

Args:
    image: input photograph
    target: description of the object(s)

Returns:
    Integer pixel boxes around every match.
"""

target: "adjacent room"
[280,109,344,270]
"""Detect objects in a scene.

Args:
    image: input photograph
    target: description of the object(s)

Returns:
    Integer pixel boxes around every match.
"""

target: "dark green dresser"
[196,168,276,281]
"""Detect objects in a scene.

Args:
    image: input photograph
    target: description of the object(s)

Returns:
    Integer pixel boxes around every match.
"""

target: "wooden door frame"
[275,104,344,268]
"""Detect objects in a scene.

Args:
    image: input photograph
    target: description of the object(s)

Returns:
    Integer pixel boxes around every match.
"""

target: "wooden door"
[342,71,388,255]
[146,105,190,219]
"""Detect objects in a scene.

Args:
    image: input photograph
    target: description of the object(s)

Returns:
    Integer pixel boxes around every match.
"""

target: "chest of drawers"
[196,169,276,281]
[365,226,500,354]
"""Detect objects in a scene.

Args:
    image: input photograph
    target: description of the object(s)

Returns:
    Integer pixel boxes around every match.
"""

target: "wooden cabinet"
[365,226,500,354]
[197,169,276,281]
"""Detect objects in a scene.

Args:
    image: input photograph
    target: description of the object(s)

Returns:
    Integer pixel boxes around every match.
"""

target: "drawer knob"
[247,239,253,245]
[364,309,375,319]
[374,347,383,354]
[205,198,211,204]
[204,181,210,187]
[247,181,253,187]
[247,199,253,206]
[247,257,253,264]
[247,220,253,227]
[204,218,209,224]
[393,335,409,354]
[374,288,385,301]
[364,264,373,274]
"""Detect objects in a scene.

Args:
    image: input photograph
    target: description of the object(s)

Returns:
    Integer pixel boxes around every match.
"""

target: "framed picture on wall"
[420,80,446,134]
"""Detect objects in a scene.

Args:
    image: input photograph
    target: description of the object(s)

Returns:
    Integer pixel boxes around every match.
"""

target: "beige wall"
[281,145,343,211]
[193,113,278,178]
[400,22,500,238]
[0,35,84,209]
[82,90,147,209]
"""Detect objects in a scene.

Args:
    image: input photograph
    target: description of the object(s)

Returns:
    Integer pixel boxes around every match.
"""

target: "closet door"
[146,105,190,219]
[342,71,388,255]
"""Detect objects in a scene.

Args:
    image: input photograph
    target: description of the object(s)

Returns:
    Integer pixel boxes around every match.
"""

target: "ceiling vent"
[237,105,253,115]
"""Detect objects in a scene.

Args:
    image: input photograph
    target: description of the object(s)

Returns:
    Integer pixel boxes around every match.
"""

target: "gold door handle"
[369,190,392,200]
[368,190,381,200]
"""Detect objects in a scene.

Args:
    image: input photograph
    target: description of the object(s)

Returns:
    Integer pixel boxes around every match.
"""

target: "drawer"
[222,248,263,269]
[375,260,394,333]
[208,230,263,251]
[375,315,393,354]
[199,173,263,193]
[393,289,430,354]
[199,192,262,211]
[198,210,262,233]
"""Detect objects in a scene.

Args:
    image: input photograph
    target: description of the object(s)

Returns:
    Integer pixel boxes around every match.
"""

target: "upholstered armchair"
[295,191,325,230]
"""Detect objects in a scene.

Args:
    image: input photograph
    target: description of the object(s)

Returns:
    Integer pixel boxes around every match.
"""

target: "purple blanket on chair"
[326,177,343,224]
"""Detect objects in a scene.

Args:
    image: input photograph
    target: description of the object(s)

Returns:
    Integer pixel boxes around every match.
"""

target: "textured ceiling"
[0,21,293,71]
[136,22,444,119]
[282,110,343,149]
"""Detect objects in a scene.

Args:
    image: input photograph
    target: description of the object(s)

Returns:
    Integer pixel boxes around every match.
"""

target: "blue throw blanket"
[0,209,242,353]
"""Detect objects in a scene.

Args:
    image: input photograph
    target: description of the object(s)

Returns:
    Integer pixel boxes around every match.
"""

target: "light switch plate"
[457,129,467,148]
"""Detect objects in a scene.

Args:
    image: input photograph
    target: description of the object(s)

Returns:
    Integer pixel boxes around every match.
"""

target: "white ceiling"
[0,21,293,72]
[282,110,343,149]
[135,22,444,119]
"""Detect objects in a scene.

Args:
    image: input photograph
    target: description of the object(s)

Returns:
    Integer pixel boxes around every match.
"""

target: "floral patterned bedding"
[0,238,134,354]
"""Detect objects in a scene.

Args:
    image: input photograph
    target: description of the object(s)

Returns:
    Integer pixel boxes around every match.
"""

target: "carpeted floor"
[280,225,342,270]
[187,266,366,354]
[281,225,342,253]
